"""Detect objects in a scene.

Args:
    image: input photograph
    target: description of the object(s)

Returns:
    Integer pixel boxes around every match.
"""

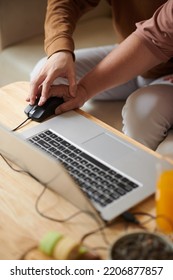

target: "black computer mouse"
[24,96,64,122]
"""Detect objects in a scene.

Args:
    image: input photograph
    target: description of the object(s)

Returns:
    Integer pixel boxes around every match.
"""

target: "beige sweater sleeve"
[44,0,100,57]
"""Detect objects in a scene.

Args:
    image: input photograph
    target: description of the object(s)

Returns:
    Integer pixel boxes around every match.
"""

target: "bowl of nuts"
[110,231,173,259]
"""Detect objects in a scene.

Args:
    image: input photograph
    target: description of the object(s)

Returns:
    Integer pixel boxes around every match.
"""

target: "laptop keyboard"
[27,130,139,207]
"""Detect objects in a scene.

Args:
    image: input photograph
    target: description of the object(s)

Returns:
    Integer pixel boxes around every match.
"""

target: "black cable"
[0,152,112,255]
[0,152,84,223]
[121,211,156,230]
[1,151,111,258]
[131,211,156,227]
[2,152,164,259]
[121,211,140,225]
[35,183,84,223]
[12,117,31,131]
[80,224,108,245]
[1,151,106,226]
[0,153,25,173]
[132,211,156,220]
[2,149,158,231]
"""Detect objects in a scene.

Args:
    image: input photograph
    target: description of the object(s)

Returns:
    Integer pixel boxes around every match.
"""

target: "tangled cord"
[0,153,109,255]
[1,152,167,260]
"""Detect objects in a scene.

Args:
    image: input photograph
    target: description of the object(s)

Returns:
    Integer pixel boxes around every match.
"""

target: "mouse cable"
[0,152,112,253]
[121,211,140,225]
[1,144,105,226]
[1,151,110,254]
[12,117,31,132]
[0,152,85,223]
[35,183,84,223]
[121,210,159,231]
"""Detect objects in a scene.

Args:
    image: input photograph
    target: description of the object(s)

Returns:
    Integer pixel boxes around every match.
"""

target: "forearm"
[79,34,162,99]
[45,0,100,57]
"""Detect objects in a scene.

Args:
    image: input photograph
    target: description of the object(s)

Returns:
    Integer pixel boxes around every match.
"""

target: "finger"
[68,69,77,97]
[29,76,45,104]
[55,98,79,115]
[38,77,53,105]
[49,84,70,98]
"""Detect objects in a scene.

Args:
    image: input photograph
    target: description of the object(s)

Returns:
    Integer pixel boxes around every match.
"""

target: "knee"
[122,87,154,139]
[122,85,173,150]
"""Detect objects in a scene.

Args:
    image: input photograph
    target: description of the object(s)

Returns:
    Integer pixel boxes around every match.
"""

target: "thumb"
[55,98,79,115]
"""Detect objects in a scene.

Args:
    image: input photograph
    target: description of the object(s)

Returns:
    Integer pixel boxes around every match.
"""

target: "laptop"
[0,110,169,223]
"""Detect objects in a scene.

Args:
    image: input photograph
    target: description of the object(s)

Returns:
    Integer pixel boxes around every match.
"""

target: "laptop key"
[116,188,127,196]
[80,152,109,172]
[28,129,140,208]
[38,140,51,149]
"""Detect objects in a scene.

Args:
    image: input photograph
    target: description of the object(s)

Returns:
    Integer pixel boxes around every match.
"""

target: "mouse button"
[48,97,64,110]
[56,97,64,106]
[29,106,44,118]
[42,97,58,108]
[24,104,34,115]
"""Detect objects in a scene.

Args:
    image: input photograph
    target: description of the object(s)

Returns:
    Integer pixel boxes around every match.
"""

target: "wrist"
[78,75,98,100]
[49,50,75,61]
[77,83,90,103]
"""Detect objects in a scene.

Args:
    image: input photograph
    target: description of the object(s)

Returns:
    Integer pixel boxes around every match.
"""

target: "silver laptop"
[0,110,169,223]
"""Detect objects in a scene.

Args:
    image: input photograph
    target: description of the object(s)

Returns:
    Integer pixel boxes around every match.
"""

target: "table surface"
[0,82,157,260]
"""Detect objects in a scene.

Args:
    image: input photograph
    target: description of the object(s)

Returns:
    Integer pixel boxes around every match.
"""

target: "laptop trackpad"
[82,133,136,162]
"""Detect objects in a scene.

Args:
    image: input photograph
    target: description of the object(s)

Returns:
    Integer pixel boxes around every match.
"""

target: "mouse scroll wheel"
[30,105,37,113]
[30,109,36,115]
[28,107,37,117]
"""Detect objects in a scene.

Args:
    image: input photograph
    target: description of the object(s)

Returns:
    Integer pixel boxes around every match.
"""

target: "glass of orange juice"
[156,156,173,233]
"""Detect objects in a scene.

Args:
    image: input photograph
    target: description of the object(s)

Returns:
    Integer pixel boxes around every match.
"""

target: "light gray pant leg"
[30,45,115,81]
[157,129,173,156]
[30,46,115,83]
[150,76,173,155]
[30,56,47,81]
[30,45,138,100]
[122,83,173,151]
[74,46,138,100]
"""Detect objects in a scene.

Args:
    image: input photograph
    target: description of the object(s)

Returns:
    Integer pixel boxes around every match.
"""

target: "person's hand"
[47,83,88,115]
[27,51,76,105]
[164,75,173,83]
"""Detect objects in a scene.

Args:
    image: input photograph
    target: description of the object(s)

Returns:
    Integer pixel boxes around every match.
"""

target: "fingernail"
[38,96,46,106]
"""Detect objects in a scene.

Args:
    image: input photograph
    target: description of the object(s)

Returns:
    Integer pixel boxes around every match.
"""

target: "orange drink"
[156,169,173,233]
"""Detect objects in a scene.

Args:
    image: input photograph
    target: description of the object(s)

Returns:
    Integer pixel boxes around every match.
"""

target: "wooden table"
[0,82,156,260]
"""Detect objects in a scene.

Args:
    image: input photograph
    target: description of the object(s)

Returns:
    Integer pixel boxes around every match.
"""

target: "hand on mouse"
[47,83,89,115]
[27,51,76,105]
